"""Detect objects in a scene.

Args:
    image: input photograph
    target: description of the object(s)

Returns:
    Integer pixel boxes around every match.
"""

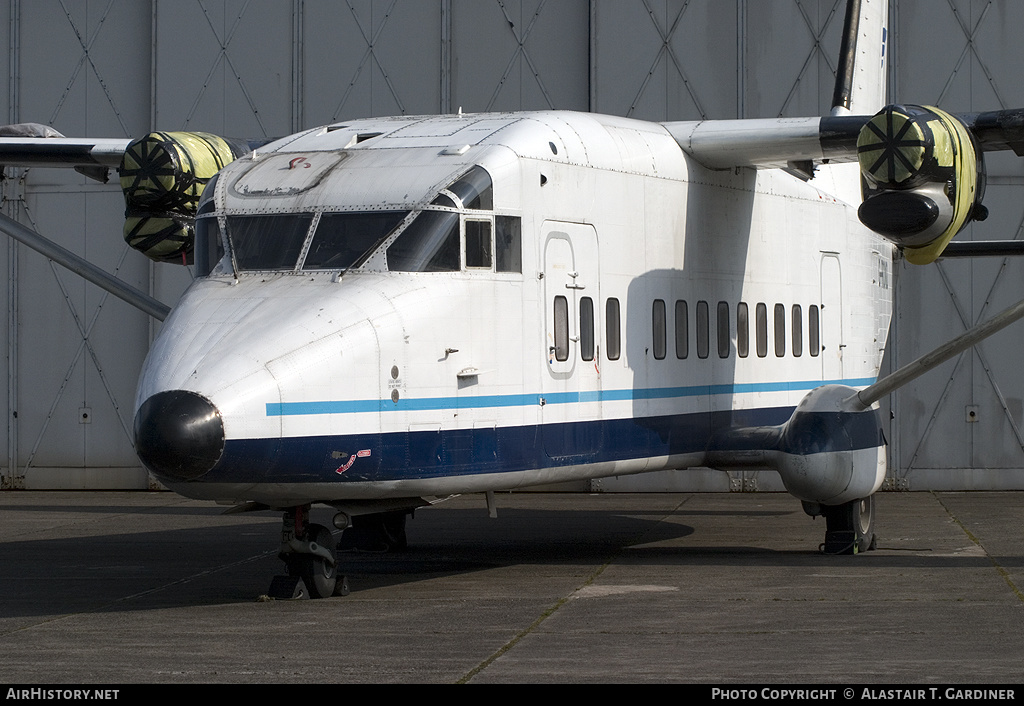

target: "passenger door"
[541,221,602,459]
[821,253,844,381]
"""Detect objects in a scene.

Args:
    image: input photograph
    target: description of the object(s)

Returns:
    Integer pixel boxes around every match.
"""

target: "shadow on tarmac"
[2,496,1023,622]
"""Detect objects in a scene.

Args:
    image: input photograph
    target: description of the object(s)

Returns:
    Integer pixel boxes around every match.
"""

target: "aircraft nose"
[134,390,225,480]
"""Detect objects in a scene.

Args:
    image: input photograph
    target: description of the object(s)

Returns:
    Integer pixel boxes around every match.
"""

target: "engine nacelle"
[118,132,250,264]
[857,104,987,265]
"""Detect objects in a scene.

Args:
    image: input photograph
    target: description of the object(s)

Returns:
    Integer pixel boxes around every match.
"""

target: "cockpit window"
[227,213,314,271]
[194,215,224,277]
[465,219,492,268]
[196,173,219,215]
[386,210,460,272]
[431,193,458,208]
[446,166,492,210]
[194,175,223,277]
[302,211,408,270]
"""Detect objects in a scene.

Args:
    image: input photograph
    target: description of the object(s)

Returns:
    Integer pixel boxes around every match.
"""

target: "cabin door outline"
[820,253,844,381]
[542,221,602,459]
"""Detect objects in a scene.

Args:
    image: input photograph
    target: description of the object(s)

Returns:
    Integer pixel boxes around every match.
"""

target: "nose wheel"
[267,506,349,599]
[286,523,340,598]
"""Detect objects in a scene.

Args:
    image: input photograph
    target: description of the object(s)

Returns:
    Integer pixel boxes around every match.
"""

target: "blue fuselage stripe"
[265,378,877,417]
[180,402,883,487]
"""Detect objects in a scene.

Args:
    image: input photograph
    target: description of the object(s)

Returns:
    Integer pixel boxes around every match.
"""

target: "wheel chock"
[822,530,858,555]
[266,575,309,599]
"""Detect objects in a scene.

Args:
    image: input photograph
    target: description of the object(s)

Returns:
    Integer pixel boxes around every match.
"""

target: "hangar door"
[884,0,1024,490]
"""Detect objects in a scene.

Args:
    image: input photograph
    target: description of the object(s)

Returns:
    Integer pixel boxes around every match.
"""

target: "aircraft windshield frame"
[213,165,502,275]
[221,210,411,274]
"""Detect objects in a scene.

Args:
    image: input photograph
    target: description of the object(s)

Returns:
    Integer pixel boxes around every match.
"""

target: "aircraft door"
[544,234,577,377]
[820,254,844,380]
[542,222,601,459]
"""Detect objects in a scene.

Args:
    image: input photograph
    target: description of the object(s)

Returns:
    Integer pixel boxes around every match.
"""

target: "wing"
[662,115,866,171]
[0,126,254,320]
[0,136,130,168]
[663,106,1024,264]
[0,123,130,183]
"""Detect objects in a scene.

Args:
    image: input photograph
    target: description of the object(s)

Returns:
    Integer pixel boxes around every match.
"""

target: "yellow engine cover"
[857,105,979,265]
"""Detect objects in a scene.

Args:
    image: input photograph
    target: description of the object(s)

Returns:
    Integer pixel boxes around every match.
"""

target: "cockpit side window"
[302,211,408,270]
[194,215,224,277]
[431,193,458,208]
[374,164,521,274]
[447,166,493,210]
[465,219,492,268]
[227,213,314,271]
[495,216,521,273]
[194,174,224,277]
[386,210,460,272]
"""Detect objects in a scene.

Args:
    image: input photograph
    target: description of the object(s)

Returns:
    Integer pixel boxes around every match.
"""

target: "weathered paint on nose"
[134,390,225,481]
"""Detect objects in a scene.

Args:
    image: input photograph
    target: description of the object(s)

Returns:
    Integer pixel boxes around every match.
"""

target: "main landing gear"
[819,495,877,555]
[267,505,349,599]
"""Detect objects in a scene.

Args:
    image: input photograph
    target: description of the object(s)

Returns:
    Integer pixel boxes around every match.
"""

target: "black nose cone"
[134,391,225,480]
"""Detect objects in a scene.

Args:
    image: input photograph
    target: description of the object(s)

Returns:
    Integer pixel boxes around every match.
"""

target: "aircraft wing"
[0,136,131,170]
[963,108,1024,156]
[664,108,1024,171]
[662,115,867,171]
[664,106,1024,265]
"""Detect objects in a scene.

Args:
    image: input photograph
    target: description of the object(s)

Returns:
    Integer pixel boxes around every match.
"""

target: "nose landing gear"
[266,505,350,599]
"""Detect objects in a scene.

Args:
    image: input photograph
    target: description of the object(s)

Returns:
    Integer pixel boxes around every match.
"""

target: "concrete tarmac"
[0,490,1022,684]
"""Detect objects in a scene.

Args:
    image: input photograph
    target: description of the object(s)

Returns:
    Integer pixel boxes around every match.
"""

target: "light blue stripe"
[265,377,876,417]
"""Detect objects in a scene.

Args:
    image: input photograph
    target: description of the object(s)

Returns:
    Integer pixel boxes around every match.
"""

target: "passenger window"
[606,298,621,361]
[792,305,803,357]
[652,299,666,360]
[675,300,688,359]
[553,296,569,362]
[756,303,768,358]
[697,301,709,359]
[580,297,595,361]
[809,305,821,356]
[774,304,786,357]
[465,219,492,269]
[386,211,460,272]
[737,302,749,358]
[495,216,522,273]
[717,301,730,359]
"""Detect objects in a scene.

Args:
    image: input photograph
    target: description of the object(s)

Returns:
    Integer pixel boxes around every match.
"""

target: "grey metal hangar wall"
[0,0,1021,491]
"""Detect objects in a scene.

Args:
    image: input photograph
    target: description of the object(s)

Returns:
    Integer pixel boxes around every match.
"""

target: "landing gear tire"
[821,495,876,555]
[288,523,338,598]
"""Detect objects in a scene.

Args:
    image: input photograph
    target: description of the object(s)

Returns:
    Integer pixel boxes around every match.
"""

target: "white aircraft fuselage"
[133,110,893,508]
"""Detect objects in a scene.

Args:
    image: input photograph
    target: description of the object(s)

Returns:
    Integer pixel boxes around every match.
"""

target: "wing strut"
[0,212,171,321]
[852,293,1024,410]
